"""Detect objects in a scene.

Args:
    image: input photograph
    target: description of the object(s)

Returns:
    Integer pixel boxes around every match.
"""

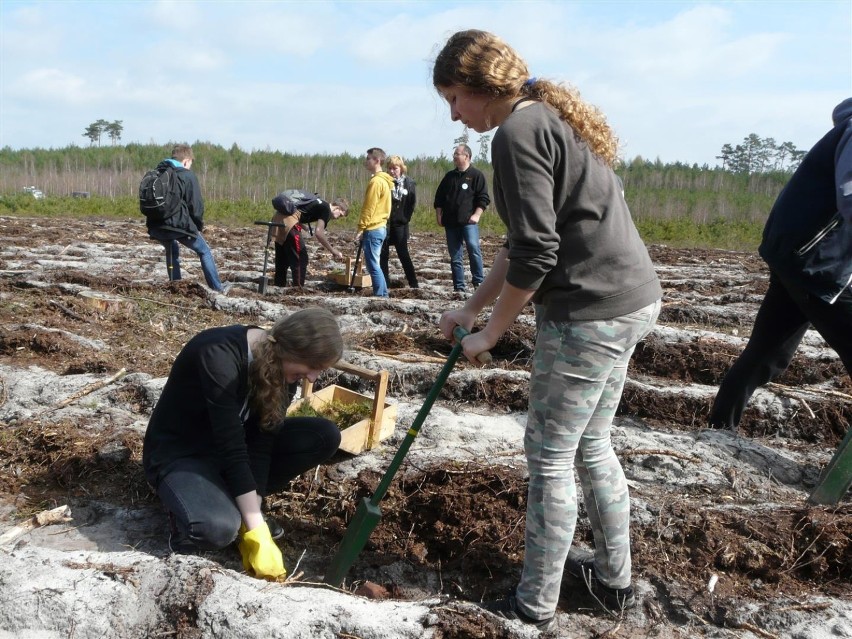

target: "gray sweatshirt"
[492,102,661,321]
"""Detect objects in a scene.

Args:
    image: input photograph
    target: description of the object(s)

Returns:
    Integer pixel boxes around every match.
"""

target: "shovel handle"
[452,326,493,365]
[253,220,289,227]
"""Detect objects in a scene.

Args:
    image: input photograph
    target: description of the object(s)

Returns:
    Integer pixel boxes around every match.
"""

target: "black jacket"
[433,166,490,227]
[147,159,205,239]
[389,176,416,227]
[759,98,852,303]
[142,325,275,497]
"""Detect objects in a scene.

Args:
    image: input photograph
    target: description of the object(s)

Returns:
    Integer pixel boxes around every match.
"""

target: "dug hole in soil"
[0,215,849,639]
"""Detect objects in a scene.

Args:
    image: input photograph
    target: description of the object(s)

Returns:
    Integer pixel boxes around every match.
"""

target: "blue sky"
[1,0,849,166]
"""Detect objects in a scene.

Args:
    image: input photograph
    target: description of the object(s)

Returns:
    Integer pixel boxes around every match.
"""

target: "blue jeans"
[445,224,484,290]
[154,417,341,550]
[361,227,388,297]
[160,233,224,292]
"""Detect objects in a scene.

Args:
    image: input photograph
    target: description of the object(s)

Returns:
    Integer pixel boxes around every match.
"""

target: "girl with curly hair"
[143,307,343,580]
[433,30,662,629]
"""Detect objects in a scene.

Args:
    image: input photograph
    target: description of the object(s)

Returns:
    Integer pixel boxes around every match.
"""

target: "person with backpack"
[270,189,350,287]
[141,143,228,294]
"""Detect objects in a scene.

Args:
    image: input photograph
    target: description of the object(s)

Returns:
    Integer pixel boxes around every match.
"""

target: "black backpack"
[139,165,180,221]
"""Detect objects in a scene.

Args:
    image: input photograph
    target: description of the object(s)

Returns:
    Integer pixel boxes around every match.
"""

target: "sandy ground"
[0,215,849,639]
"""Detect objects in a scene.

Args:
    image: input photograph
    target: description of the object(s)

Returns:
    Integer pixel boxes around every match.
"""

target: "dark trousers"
[709,271,852,429]
[274,227,307,287]
[156,417,340,550]
[380,224,418,287]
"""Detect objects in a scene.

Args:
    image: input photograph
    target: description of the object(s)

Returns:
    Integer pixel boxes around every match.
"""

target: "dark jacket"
[759,98,852,303]
[433,166,490,227]
[389,176,416,227]
[146,158,205,239]
[142,325,276,498]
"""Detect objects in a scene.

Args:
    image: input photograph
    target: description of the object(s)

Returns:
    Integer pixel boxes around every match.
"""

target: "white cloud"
[230,6,330,56]
[0,1,848,165]
[12,68,89,104]
[182,48,229,72]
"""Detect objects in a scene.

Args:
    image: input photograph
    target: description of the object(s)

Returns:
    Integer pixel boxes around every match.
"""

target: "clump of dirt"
[273,461,852,617]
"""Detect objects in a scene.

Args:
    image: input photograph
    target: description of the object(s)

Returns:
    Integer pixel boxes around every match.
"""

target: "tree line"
[0,141,795,249]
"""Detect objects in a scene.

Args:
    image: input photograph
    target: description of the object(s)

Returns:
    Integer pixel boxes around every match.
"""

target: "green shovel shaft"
[369,327,467,504]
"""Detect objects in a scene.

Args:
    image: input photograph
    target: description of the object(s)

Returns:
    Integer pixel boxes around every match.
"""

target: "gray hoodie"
[491,102,661,321]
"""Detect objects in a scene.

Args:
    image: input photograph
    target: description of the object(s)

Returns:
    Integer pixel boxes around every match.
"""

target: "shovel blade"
[324,497,382,586]
[258,277,268,294]
[808,425,852,505]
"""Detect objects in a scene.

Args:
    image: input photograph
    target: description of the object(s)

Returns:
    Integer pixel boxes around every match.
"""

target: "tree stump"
[78,290,133,313]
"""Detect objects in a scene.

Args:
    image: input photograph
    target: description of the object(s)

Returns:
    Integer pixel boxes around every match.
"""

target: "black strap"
[511,98,533,112]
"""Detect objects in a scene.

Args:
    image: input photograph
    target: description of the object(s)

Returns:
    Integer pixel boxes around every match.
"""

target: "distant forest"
[0,140,797,249]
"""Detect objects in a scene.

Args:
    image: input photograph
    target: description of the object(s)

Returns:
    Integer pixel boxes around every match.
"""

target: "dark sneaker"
[484,588,555,632]
[565,548,636,613]
[265,514,285,541]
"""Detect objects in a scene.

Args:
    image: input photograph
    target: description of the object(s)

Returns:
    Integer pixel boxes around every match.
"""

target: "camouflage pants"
[516,299,661,620]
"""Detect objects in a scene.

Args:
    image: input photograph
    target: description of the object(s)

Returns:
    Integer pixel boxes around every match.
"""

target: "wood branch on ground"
[0,505,72,546]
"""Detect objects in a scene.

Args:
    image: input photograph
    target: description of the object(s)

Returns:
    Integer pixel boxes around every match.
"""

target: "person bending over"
[142,307,344,580]
[270,189,349,287]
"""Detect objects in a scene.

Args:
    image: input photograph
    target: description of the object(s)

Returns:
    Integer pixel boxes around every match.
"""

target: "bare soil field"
[0,215,849,639]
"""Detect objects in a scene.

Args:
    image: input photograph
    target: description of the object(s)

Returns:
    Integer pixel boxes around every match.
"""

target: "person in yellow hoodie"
[354,147,394,297]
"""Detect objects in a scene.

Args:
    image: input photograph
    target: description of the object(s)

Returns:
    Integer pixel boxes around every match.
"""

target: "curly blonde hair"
[432,29,619,167]
[249,307,343,429]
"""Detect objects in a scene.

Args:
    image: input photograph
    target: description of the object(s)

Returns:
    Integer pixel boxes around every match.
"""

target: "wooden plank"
[367,369,388,450]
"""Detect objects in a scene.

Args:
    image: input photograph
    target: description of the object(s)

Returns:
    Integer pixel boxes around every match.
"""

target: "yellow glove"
[238,522,286,580]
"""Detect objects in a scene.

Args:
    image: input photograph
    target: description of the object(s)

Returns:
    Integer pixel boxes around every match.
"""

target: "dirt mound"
[0,215,849,638]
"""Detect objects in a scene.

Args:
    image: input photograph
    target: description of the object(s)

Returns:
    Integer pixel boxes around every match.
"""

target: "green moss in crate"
[289,397,373,430]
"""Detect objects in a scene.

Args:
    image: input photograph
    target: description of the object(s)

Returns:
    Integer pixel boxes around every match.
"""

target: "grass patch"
[0,196,763,252]
[634,217,763,251]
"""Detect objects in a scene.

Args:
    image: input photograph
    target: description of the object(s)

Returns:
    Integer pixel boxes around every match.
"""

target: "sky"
[1,0,850,167]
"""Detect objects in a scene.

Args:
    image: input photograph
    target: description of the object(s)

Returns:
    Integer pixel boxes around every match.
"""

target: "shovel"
[348,241,363,293]
[324,326,491,587]
[253,220,288,294]
[808,424,852,505]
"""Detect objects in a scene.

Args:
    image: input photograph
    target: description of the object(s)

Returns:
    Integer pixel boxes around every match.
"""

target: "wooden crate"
[329,255,372,288]
[287,361,395,454]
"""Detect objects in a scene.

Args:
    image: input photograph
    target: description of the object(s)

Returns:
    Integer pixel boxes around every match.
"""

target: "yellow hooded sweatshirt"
[358,171,395,232]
